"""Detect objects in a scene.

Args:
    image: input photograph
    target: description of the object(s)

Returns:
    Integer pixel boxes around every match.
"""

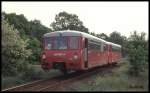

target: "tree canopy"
[96,33,109,41]
[127,31,148,76]
[50,11,89,33]
[108,31,124,45]
[2,16,31,76]
[2,12,52,41]
[2,12,52,65]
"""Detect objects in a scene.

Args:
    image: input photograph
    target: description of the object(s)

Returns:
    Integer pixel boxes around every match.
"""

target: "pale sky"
[2,2,149,39]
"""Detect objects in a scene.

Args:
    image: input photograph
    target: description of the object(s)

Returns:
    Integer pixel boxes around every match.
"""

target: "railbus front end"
[40,31,87,73]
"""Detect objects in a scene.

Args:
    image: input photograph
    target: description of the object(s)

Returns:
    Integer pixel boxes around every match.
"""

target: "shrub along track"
[2,62,123,91]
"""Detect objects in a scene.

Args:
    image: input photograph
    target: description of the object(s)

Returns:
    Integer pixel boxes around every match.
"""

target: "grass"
[1,64,61,90]
[2,76,26,90]
[2,59,148,91]
[69,60,148,91]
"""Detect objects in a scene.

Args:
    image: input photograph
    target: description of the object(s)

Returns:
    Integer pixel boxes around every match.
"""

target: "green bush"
[2,16,32,76]
[21,66,44,81]
[127,31,148,76]
[2,12,52,66]
[27,38,41,64]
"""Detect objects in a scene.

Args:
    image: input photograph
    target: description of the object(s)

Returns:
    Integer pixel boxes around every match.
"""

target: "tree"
[3,12,52,41]
[2,12,30,37]
[108,31,123,45]
[90,32,96,36]
[50,11,89,33]
[2,16,32,76]
[108,31,129,57]
[121,35,128,57]
[27,37,41,64]
[96,33,109,40]
[127,31,148,76]
[3,12,52,65]
[29,19,51,41]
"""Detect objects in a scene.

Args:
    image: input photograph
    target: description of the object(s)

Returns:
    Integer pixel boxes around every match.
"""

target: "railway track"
[2,62,123,91]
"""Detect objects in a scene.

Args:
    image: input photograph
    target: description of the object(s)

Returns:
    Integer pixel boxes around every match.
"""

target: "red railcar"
[40,30,122,73]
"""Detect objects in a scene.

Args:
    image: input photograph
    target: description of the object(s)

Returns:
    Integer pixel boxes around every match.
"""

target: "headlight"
[73,55,78,60]
[42,54,46,59]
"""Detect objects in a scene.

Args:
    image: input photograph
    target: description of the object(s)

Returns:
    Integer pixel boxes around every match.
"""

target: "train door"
[84,38,88,68]
[108,45,112,64]
[106,44,109,64]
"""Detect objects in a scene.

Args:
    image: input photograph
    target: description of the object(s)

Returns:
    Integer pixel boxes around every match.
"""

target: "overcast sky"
[2,2,148,39]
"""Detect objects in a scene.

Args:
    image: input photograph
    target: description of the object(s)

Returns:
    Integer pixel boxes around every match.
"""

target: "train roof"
[44,30,121,47]
[106,41,121,48]
[44,30,107,43]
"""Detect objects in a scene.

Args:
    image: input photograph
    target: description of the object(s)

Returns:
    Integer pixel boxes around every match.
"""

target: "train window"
[53,37,68,49]
[88,41,101,50]
[53,37,59,49]
[112,46,121,52]
[88,43,92,50]
[44,37,53,50]
[98,44,101,50]
[44,37,68,50]
[88,43,94,50]
[69,37,79,49]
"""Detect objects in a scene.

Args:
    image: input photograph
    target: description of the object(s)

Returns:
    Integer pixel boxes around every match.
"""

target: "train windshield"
[44,36,79,50]
[69,37,79,49]
[44,37,68,50]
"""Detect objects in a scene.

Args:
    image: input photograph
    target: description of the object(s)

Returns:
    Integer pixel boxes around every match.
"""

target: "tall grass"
[70,61,148,91]
[2,65,61,90]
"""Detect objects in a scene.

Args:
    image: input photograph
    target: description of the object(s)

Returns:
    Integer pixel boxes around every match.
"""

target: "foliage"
[2,65,61,90]
[107,31,128,57]
[96,33,109,41]
[50,11,89,33]
[3,12,51,40]
[29,20,51,41]
[21,66,44,81]
[2,76,25,89]
[27,38,41,64]
[2,16,32,76]
[2,12,52,65]
[108,31,124,45]
[2,12,30,37]
[127,31,148,76]
[71,61,148,91]
[90,32,96,36]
